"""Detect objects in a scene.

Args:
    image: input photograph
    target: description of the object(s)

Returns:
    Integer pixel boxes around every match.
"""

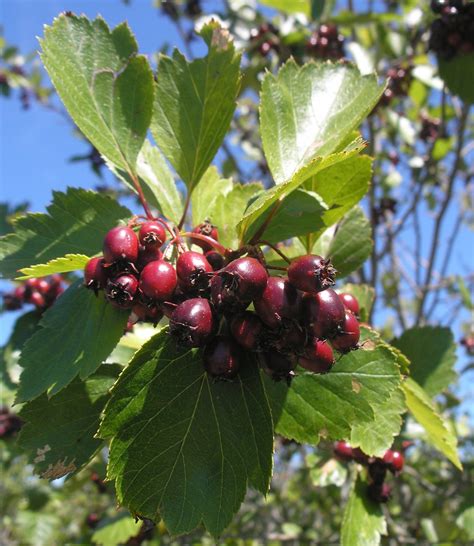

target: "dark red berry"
[132,302,163,324]
[29,291,46,309]
[288,255,336,293]
[192,221,219,252]
[210,274,248,313]
[137,245,163,270]
[176,251,213,293]
[105,274,138,308]
[205,250,225,271]
[35,278,51,295]
[352,447,369,465]
[139,260,177,301]
[230,312,263,351]
[139,221,166,247]
[14,285,26,300]
[254,277,301,329]
[169,298,215,348]
[220,257,268,302]
[86,513,100,529]
[334,441,353,461]
[367,482,391,503]
[383,450,404,473]
[203,336,241,379]
[103,226,139,264]
[331,311,360,352]
[84,257,108,290]
[299,339,335,373]
[260,351,296,383]
[338,292,360,316]
[303,288,345,339]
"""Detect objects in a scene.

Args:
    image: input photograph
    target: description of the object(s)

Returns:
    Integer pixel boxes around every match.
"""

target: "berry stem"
[248,199,283,245]
[256,240,291,264]
[177,191,191,230]
[266,265,288,272]
[181,232,227,255]
[130,172,154,220]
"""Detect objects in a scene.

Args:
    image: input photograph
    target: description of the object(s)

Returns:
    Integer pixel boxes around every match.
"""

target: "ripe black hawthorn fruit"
[338,292,360,316]
[105,275,138,308]
[288,254,336,293]
[139,220,166,247]
[302,288,345,339]
[103,226,139,264]
[220,257,268,302]
[230,311,263,351]
[299,339,335,373]
[84,257,108,290]
[254,276,301,329]
[203,336,241,379]
[333,441,353,461]
[139,260,177,301]
[176,251,213,293]
[192,221,219,252]
[383,450,404,473]
[169,298,215,348]
[331,310,360,352]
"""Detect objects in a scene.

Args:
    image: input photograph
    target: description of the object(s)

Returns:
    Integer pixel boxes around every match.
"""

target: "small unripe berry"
[254,277,301,329]
[299,339,335,373]
[176,251,213,293]
[139,221,166,247]
[383,450,404,474]
[84,257,108,290]
[338,292,360,316]
[103,226,139,263]
[139,260,177,301]
[303,288,345,339]
[331,311,360,352]
[169,298,215,348]
[203,336,241,379]
[105,274,138,308]
[288,254,336,293]
[230,312,263,351]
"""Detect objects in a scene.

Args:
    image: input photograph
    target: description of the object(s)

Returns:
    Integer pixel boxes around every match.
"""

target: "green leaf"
[191,166,233,227]
[92,515,141,546]
[40,14,154,173]
[350,387,405,457]
[307,454,348,487]
[359,326,410,375]
[260,60,382,185]
[266,346,401,446]
[245,189,328,245]
[392,327,457,397]
[402,378,462,470]
[238,140,365,243]
[0,188,131,279]
[17,365,120,479]
[100,332,273,537]
[341,475,387,546]
[438,53,474,104]
[16,511,60,546]
[327,206,372,277]
[337,284,374,323]
[456,507,474,540]
[16,281,129,402]
[16,254,90,280]
[260,0,311,16]
[151,21,241,190]
[0,201,29,236]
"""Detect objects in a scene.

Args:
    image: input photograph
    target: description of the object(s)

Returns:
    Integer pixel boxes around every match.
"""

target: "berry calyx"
[254,277,301,329]
[288,255,336,293]
[84,257,108,291]
[302,288,345,339]
[338,292,360,316]
[139,220,166,247]
[139,260,177,301]
[331,311,360,352]
[169,298,215,348]
[230,311,263,351]
[203,336,241,379]
[105,274,138,308]
[192,221,219,252]
[383,450,404,474]
[176,251,213,293]
[103,226,139,264]
[299,339,335,373]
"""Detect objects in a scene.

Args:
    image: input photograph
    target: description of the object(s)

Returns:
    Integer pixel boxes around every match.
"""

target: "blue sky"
[0,0,472,407]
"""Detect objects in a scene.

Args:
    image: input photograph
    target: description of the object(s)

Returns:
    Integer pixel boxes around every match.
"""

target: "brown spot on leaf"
[34,444,51,463]
[352,378,361,393]
[211,27,230,50]
[41,458,76,479]
[319,428,328,439]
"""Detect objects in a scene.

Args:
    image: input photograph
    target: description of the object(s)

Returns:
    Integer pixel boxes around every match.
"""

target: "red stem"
[181,232,227,255]
[178,191,191,230]
[130,172,154,220]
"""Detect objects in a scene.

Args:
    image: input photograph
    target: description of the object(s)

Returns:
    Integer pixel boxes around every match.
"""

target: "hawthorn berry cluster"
[84,220,362,381]
[420,113,441,142]
[0,407,23,439]
[249,23,280,57]
[307,24,345,60]
[2,274,64,312]
[378,64,412,107]
[334,441,405,503]
[429,0,474,60]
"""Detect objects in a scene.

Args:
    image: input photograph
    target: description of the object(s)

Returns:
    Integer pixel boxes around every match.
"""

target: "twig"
[130,172,154,219]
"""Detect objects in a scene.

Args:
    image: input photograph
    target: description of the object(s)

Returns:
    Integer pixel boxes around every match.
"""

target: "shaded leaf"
[92,515,141,546]
[16,281,129,402]
[438,53,474,104]
[17,254,90,280]
[191,166,233,227]
[260,0,311,17]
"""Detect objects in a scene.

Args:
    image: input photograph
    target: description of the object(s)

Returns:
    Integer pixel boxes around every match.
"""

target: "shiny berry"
[303,288,345,339]
[383,450,404,473]
[203,336,241,379]
[84,257,108,290]
[103,226,139,264]
[338,292,360,316]
[14,285,26,300]
[30,291,47,308]
[210,274,248,313]
[176,251,213,293]
[299,339,335,373]
[192,221,219,252]
[220,257,268,302]
[205,250,225,271]
[105,274,138,308]
[333,441,353,461]
[169,298,215,348]
[230,312,263,351]
[139,221,166,247]
[288,255,336,293]
[137,245,163,270]
[254,277,301,329]
[331,311,360,352]
[139,260,177,301]
[35,278,51,295]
